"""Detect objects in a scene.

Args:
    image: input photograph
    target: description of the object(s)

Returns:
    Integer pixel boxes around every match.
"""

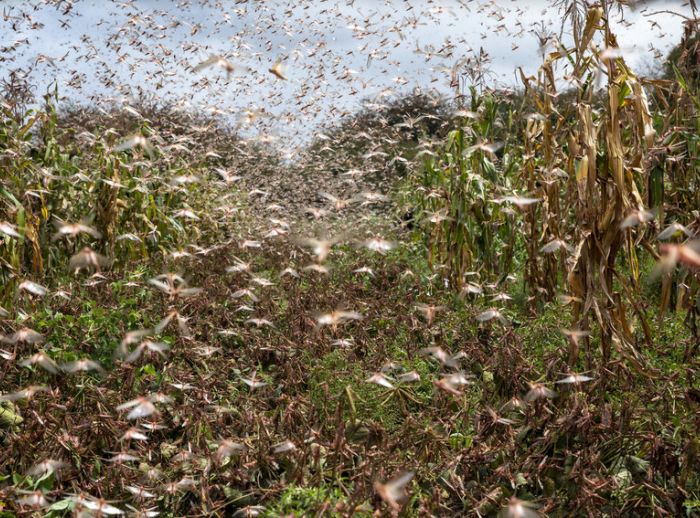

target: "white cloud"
[0,0,692,145]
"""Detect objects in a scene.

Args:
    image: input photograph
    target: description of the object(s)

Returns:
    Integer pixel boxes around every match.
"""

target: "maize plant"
[415,87,521,290]
[0,82,224,307]
[412,2,700,372]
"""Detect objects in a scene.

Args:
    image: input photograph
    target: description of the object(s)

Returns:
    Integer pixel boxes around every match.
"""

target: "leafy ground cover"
[0,207,698,516]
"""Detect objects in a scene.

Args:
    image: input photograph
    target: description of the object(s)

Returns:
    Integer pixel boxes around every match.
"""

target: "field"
[1,2,700,517]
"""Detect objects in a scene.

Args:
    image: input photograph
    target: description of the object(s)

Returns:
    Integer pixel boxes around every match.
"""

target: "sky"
[0,0,694,149]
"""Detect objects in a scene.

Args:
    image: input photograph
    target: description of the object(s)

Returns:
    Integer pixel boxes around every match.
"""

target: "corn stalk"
[525,3,656,368]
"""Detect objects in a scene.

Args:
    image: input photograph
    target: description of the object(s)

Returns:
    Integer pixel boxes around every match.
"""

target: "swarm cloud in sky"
[1,0,694,146]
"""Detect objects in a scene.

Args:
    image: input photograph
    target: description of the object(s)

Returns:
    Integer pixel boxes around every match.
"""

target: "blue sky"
[1,0,693,148]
